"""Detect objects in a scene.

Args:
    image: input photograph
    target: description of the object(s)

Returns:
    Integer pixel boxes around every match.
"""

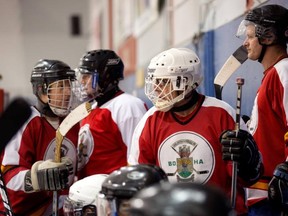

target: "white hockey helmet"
[145,48,202,112]
[63,174,108,216]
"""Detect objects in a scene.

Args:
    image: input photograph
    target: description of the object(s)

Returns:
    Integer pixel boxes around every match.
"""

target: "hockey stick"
[0,98,32,216]
[230,78,244,209]
[214,45,247,100]
[52,101,93,216]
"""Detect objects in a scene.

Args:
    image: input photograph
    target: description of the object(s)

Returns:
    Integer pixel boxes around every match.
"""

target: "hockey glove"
[268,162,288,213]
[24,156,74,193]
[220,129,263,184]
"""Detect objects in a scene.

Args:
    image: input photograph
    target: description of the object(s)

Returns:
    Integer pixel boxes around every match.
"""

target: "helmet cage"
[145,74,190,112]
[63,197,97,216]
[47,79,75,117]
[145,48,202,112]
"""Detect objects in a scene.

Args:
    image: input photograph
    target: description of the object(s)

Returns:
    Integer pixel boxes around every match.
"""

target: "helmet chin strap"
[257,44,267,63]
[36,98,57,118]
[171,90,199,112]
[96,85,121,106]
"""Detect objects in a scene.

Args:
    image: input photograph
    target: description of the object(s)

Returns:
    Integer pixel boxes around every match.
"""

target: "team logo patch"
[127,171,145,180]
[158,131,215,183]
[77,124,94,171]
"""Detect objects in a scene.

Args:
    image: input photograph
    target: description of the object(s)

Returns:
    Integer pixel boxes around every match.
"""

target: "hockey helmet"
[63,174,108,216]
[98,164,168,216]
[31,59,77,116]
[236,4,288,45]
[129,182,235,216]
[76,49,124,101]
[145,48,202,112]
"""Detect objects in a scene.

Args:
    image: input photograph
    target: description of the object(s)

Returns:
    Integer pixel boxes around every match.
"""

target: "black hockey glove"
[268,162,288,213]
[220,129,263,184]
[24,157,74,192]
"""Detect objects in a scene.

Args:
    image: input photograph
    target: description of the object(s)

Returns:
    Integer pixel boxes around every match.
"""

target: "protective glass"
[236,20,263,41]
[145,74,187,112]
[75,68,99,102]
[63,197,97,216]
[47,79,79,117]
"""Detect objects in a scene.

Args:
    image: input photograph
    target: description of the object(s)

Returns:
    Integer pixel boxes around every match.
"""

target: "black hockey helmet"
[77,49,124,91]
[98,164,168,215]
[100,164,168,199]
[31,59,76,97]
[129,182,235,216]
[237,4,288,45]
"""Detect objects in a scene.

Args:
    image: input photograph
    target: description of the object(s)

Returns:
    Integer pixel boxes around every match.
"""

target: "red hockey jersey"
[246,57,288,206]
[0,106,79,215]
[129,94,248,215]
[77,92,147,179]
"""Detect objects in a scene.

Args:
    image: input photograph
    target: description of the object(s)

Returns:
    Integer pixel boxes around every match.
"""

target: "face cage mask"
[76,69,99,102]
[63,197,97,216]
[47,79,80,117]
[145,75,189,112]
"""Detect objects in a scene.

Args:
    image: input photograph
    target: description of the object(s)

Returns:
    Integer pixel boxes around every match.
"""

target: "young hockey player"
[75,49,147,178]
[0,59,79,215]
[128,47,263,215]
[98,164,168,216]
[226,4,288,215]
[129,182,235,216]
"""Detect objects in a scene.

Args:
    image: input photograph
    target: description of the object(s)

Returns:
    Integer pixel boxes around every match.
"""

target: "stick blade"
[214,46,248,99]
[54,101,93,162]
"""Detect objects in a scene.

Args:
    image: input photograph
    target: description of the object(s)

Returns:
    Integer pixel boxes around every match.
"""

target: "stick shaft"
[0,170,14,216]
[231,77,244,208]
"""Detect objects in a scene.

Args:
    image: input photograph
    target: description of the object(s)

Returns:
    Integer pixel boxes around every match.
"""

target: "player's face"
[118,200,130,216]
[79,73,98,96]
[243,25,263,61]
[155,78,178,100]
[47,79,72,109]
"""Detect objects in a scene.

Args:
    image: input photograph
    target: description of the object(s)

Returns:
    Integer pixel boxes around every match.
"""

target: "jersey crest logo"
[158,131,214,184]
[77,124,94,171]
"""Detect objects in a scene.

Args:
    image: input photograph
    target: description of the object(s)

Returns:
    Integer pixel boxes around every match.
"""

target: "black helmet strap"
[257,42,267,63]
[96,85,122,107]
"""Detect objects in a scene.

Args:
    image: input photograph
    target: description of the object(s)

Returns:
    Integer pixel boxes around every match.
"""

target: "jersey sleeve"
[128,106,156,165]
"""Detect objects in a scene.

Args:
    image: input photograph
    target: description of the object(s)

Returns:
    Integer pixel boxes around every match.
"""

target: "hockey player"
[98,164,168,216]
[226,4,288,215]
[0,59,80,215]
[75,49,147,178]
[129,182,235,216]
[63,174,108,216]
[128,47,263,215]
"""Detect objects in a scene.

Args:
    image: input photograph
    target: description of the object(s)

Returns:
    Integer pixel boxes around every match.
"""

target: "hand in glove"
[220,129,263,184]
[24,156,74,193]
[268,162,288,213]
